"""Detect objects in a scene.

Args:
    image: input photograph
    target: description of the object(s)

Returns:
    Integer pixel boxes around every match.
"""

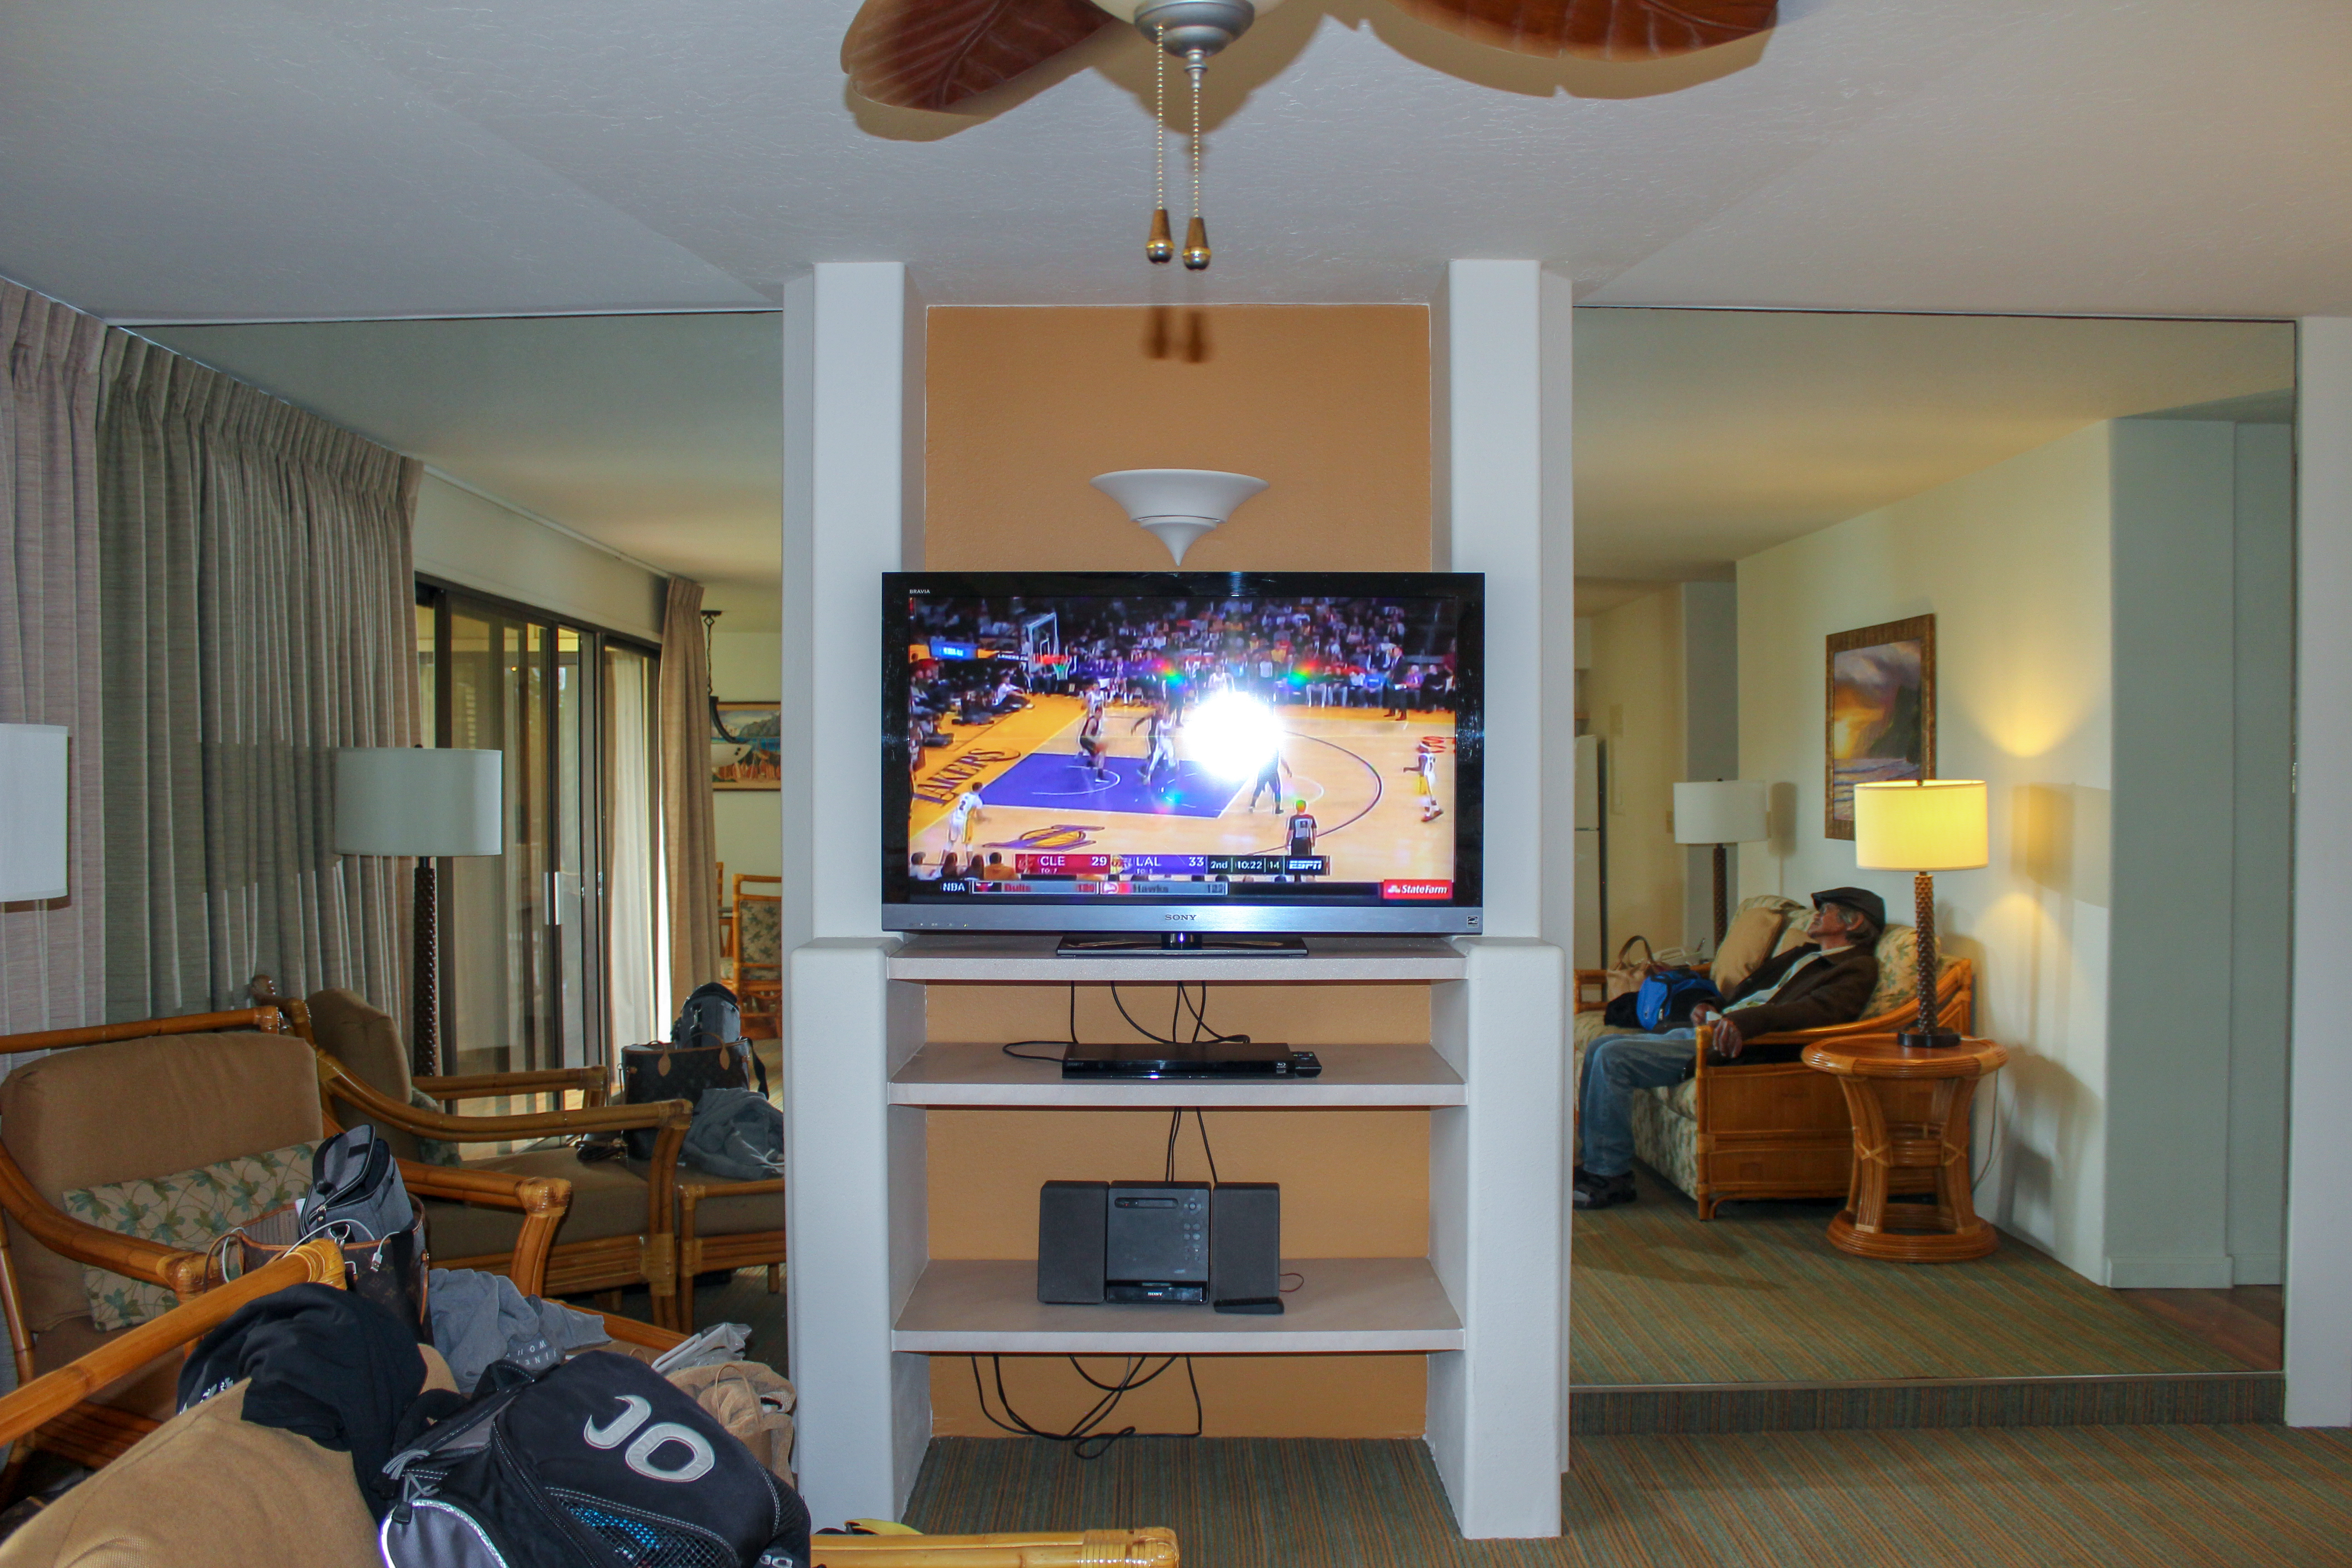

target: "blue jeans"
[1578,1029,1699,1178]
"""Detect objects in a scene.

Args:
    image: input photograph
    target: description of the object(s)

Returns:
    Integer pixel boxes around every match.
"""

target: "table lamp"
[1852,778,1987,1049]
[0,724,69,902]
[335,747,503,1075]
[1673,780,1769,946]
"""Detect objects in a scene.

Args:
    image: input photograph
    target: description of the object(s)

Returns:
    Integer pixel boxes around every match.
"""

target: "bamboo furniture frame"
[1804,1034,2008,1261]
[0,1007,579,1470]
[312,1053,695,1327]
[0,1239,347,1456]
[678,1177,785,1332]
[810,1530,1179,1567]
[1573,958,1975,1218]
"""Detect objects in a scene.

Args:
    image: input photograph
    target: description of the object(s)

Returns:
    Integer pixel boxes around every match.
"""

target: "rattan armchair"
[0,1008,572,1471]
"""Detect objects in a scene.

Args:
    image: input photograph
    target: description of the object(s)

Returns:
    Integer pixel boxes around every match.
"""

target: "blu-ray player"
[1060,1039,1323,1080]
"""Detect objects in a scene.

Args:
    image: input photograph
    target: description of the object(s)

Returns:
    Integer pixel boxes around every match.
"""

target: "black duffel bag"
[379,1350,810,1568]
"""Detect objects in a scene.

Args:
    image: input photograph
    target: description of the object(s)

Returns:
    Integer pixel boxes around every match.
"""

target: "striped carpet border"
[1571,1371,2283,1434]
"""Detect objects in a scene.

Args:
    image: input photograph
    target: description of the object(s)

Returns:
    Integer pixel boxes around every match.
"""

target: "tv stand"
[1055,931,1308,957]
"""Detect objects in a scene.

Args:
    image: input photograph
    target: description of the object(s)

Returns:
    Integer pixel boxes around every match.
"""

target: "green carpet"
[1571,1167,2240,1384]
[906,1428,2352,1567]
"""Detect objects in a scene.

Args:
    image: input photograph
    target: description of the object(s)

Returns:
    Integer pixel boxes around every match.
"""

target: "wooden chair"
[0,1009,571,1471]
[1684,960,1972,1218]
[258,982,701,1327]
[0,1238,348,1455]
[733,873,784,1040]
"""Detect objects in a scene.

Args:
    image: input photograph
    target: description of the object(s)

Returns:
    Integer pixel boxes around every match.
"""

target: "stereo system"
[1038,1181,1282,1315]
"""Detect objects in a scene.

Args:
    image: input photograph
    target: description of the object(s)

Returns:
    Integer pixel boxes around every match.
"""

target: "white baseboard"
[2106,1254,2237,1289]
[2233,1253,2284,1286]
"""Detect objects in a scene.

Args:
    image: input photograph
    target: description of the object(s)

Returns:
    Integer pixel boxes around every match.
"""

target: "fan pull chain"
[1181,49,1209,270]
[1146,24,1172,264]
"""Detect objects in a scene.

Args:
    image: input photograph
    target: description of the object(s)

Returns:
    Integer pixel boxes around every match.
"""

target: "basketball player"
[947,787,985,849]
[1077,702,1109,783]
[1132,703,1176,786]
[1404,740,1444,822]
[1287,799,1318,879]
[1250,746,1294,812]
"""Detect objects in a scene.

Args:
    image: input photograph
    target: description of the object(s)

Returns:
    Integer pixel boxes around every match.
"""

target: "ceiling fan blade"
[1389,0,1776,61]
[843,0,1121,111]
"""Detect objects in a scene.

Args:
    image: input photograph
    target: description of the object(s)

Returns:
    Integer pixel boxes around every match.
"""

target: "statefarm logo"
[1382,880,1454,901]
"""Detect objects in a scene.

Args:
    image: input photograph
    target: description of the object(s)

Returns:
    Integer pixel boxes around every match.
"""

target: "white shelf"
[892,1256,1462,1355]
[888,1041,1465,1107]
[887,933,1466,984]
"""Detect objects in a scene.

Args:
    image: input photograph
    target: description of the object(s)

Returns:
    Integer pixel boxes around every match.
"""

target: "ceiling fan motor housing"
[1129,0,1259,57]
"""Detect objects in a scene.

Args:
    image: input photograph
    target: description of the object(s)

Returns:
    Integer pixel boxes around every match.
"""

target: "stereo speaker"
[1036,1180,1107,1304]
[1210,1182,1282,1315]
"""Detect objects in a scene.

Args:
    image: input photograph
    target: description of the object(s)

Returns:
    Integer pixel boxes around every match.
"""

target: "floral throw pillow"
[62,1141,318,1333]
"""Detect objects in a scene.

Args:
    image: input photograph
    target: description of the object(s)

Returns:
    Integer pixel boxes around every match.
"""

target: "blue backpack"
[1635,969,1722,1031]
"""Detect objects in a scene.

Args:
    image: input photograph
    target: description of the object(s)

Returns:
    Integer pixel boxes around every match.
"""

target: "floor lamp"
[0,725,69,903]
[1673,780,1769,947]
[1852,778,1988,1049]
[334,747,503,1077]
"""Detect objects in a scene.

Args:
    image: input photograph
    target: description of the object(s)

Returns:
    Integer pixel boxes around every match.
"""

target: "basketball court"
[909,693,1456,882]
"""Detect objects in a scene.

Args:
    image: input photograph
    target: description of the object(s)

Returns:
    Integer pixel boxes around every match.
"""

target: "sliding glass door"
[417,584,660,1076]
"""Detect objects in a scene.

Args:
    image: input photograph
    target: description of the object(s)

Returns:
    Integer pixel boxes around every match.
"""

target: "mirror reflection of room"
[1569,309,2293,1401]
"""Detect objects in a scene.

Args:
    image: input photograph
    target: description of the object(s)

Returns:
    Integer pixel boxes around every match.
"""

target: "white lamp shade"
[1673,780,1768,846]
[334,748,504,857]
[1853,779,1989,872]
[1091,469,1268,564]
[0,724,69,901]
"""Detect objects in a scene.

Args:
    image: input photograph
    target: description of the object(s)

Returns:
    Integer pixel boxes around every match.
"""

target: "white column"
[2287,318,2352,1425]
[1426,260,1572,1534]
[780,263,930,1518]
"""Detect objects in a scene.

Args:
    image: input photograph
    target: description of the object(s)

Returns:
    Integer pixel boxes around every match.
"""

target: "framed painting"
[712,700,782,791]
[1824,615,1935,840]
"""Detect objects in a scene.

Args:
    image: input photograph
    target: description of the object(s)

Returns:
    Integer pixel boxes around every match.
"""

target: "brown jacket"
[1716,943,1879,1059]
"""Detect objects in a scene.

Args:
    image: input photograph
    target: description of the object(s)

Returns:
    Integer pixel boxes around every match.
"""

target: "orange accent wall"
[921,304,1436,1441]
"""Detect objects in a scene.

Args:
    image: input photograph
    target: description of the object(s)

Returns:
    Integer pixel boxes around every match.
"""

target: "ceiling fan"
[842,0,1776,268]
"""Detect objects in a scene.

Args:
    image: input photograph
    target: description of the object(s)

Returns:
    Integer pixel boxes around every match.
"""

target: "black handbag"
[618,1040,766,1160]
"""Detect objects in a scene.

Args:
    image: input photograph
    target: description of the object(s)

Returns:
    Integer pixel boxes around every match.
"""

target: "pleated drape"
[0,282,106,1044]
[98,335,420,1026]
[657,576,720,1007]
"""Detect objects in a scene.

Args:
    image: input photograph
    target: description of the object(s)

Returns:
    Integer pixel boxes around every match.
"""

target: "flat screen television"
[883,572,1483,939]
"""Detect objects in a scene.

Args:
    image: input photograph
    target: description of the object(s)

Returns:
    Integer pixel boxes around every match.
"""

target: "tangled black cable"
[968,1353,1203,1459]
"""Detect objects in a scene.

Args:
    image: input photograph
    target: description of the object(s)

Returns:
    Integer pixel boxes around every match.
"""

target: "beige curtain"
[658,576,720,1006]
[0,282,106,1041]
[98,336,420,1026]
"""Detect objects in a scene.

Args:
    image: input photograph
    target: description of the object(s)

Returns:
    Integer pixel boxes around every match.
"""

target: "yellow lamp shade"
[1853,779,1988,872]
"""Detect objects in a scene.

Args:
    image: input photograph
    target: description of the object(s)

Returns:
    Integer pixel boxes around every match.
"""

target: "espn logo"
[1381,880,1453,901]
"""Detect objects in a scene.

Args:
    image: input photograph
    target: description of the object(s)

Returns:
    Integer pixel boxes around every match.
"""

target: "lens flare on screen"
[1186,691,1282,782]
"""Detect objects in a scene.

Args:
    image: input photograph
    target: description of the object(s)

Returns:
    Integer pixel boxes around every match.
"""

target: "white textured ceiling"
[2,0,2347,319]
[1572,310,2297,582]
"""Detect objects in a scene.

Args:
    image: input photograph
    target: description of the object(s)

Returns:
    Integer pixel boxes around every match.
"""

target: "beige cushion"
[0,1034,322,1333]
[686,1184,786,1240]
[1710,897,1803,993]
[0,1352,458,1568]
[306,988,424,1162]
[425,1147,652,1263]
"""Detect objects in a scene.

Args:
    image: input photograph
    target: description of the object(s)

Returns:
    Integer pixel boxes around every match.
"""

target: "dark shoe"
[1573,1171,1637,1210]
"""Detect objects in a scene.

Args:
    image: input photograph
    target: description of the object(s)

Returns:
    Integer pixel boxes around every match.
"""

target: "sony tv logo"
[1161,913,1196,922]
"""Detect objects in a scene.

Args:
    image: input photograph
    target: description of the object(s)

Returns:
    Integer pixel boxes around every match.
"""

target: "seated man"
[1573,886,1886,1212]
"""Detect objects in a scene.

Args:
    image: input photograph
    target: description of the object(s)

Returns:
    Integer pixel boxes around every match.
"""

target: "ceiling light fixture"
[1091,468,1269,564]
[1098,0,1284,270]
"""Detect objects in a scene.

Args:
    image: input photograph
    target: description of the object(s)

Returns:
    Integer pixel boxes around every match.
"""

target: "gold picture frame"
[1824,615,1936,841]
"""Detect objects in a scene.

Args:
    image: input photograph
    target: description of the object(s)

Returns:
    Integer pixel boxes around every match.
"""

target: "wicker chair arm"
[0,1144,209,1299]
[319,1052,686,1142]
[414,1067,612,1108]
[1739,958,1975,1052]
[1573,969,1608,1014]
[0,1239,347,1451]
